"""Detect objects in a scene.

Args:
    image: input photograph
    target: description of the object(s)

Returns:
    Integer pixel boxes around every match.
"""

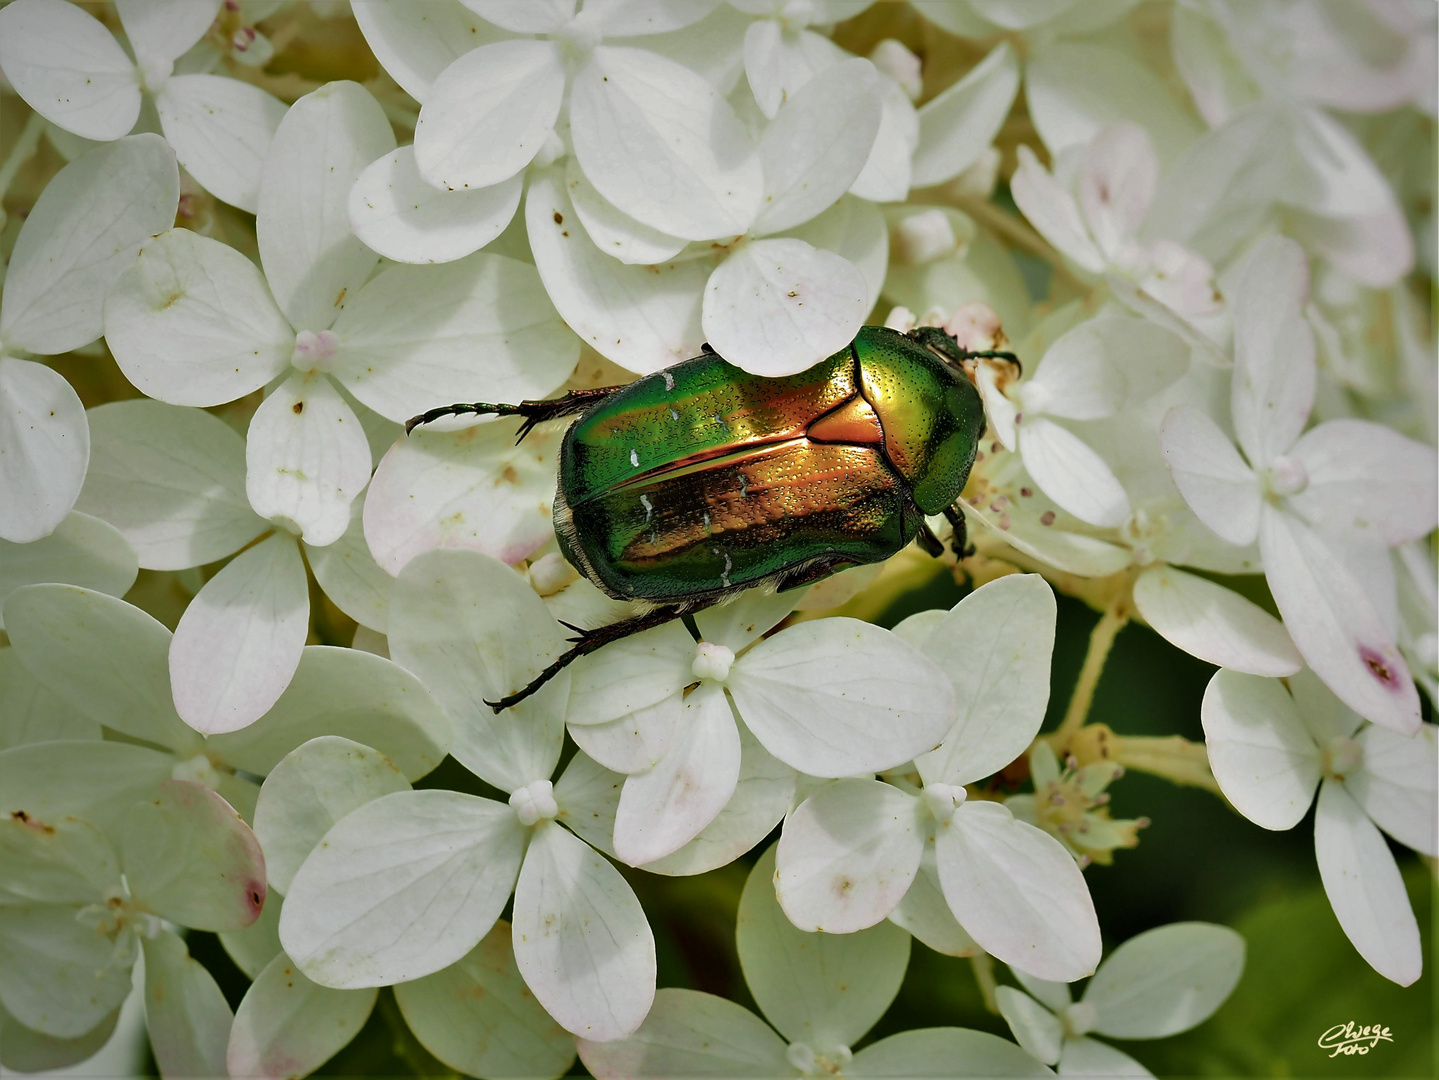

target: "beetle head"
[905,325,1023,383]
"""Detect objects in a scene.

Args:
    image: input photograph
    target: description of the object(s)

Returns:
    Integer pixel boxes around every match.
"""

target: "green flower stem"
[1052,590,1131,747]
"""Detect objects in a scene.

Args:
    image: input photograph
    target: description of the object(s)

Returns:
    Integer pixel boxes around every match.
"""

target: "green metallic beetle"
[406,324,1017,710]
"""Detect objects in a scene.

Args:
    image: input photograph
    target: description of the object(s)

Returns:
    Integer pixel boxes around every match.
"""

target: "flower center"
[1061,1000,1099,1038]
[1323,735,1363,781]
[922,782,966,823]
[528,553,578,597]
[137,56,173,94]
[1263,455,1309,498]
[692,641,735,683]
[291,329,339,373]
[171,753,224,789]
[555,8,603,55]
[509,780,559,827]
[786,1042,852,1076]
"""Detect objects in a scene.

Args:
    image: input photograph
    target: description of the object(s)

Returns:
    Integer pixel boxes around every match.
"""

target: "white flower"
[0,135,178,544]
[279,549,657,1042]
[579,843,1052,1078]
[0,0,287,211]
[1160,236,1436,734]
[1202,667,1437,985]
[774,575,1103,982]
[996,922,1246,1077]
[564,588,955,866]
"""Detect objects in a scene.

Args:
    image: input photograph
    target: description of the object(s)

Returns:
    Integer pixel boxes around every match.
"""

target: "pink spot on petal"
[1359,646,1402,691]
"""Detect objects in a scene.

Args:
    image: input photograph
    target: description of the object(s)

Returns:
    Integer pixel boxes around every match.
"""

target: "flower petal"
[571,45,762,241]
[728,617,955,778]
[0,359,89,544]
[0,0,140,141]
[912,42,1020,187]
[694,588,801,652]
[459,0,574,33]
[526,168,708,374]
[741,18,845,119]
[1019,416,1131,528]
[0,904,132,1038]
[738,845,910,1049]
[280,789,525,987]
[0,647,99,749]
[1260,507,1420,734]
[961,499,1132,578]
[917,574,1057,787]
[775,778,925,933]
[1010,146,1105,274]
[114,0,219,66]
[413,39,565,192]
[331,252,577,422]
[0,512,136,623]
[351,0,505,103]
[140,929,234,1079]
[253,736,411,894]
[1026,315,1188,421]
[936,800,1101,982]
[554,750,623,857]
[257,81,396,332]
[226,951,376,1080]
[0,740,175,838]
[702,237,869,377]
[1313,779,1421,986]
[305,494,393,632]
[887,848,981,957]
[567,621,694,728]
[1158,405,1260,546]
[0,995,124,1072]
[169,531,309,735]
[394,921,575,1078]
[1057,1036,1152,1077]
[1133,565,1301,677]
[512,820,656,1041]
[1076,122,1157,257]
[849,1027,1055,1078]
[1348,723,1437,856]
[565,156,688,266]
[349,147,523,265]
[613,683,740,865]
[994,987,1063,1065]
[154,75,287,213]
[245,374,373,548]
[1083,922,1245,1038]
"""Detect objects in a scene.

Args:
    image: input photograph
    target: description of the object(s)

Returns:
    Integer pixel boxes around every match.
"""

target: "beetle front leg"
[404,386,625,439]
[916,522,946,558]
[943,505,975,559]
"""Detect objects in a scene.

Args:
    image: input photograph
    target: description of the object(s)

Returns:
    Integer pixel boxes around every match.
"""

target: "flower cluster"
[0,0,1433,1076]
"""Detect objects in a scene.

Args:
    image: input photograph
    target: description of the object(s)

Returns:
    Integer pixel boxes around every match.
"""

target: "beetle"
[406,324,1018,711]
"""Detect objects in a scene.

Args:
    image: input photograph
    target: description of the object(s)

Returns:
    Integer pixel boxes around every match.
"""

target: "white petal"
[154,75,287,213]
[0,647,99,748]
[1134,565,1301,677]
[850,1027,1056,1078]
[227,951,376,1080]
[583,0,719,35]
[246,374,373,547]
[0,740,175,839]
[936,800,1101,982]
[961,499,1132,579]
[393,921,575,1079]
[257,81,396,332]
[0,810,116,907]
[349,146,523,265]
[917,574,1057,787]
[3,583,196,753]
[567,620,694,728]
[641,723,796,877]
[1348,723,1437,856]
[1313,779,1421,986]
[3,134,178,355]
[1229,236,1315,468]
[119,780,266,930]
[728,617,955,778]
[0,998,130,1073]
[363,417,561,573]
[741,19,846,119]
[460,0,574,33]
[205,644,450,781]
[1084,922,1244,1038]
[995,986,1063,1065]
[351,0,506,103]
[527,168,707,373]
[0,0,140,142]
[887,848,981,957]
[1260,508,1420,735]
[279,789,525,987]
[0,904,132,1038]
[253,736,411,894]
[104,228,293,407]
[693,587,800,652]
[571,45,762,241]
[577,987,789,1079]
[775,778,925,933]
[1010,146,1105,274]
[851,77,918,200]
[553,751,623,857]
[78,399,264,569]
[0,359,89,544]
[304,498,392,633]
[1057,1036,1152,1078]
[1200,669,1321,830]
[1158,405,1260,546]
[737,845,910,1049]
[1027,315,1188,421]
[1012,971,1073,1015]
[912,42,1020,187]
[170,531,309,735]
[1019,417,1130,528]
[141,929,233,1079]
[331,252,577,421]
[115,0,219,66]
[613,683,740,865]
[1287,419,1438,547]
[754,58,882,235]
[565,155,688,266]
[413,39,565,191]
[0,512,136,622]
[389,549,567,792]
[1077,123,1157,257]
[702,237,868,377]
[512,820,656,1041]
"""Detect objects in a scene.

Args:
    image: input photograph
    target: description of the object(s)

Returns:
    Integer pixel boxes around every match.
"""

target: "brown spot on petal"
[292,401,304,414]
[1360,646,1399,688]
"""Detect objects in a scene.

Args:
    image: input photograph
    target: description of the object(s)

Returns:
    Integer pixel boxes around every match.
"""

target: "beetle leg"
[943,505,975,559]
[916,522,946,558]
[484,602,706,712]
[774,555,855,593]
[404,386,625,439]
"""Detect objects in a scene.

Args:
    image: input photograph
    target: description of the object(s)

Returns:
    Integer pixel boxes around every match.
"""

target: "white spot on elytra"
[640,494,653,522]
[663,371,675,390]
[721,551,732,588]
[630,448,639,467]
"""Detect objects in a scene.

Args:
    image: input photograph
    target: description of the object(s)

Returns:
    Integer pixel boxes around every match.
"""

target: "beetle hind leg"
[943,505,975,559]
[405,386,625,440]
